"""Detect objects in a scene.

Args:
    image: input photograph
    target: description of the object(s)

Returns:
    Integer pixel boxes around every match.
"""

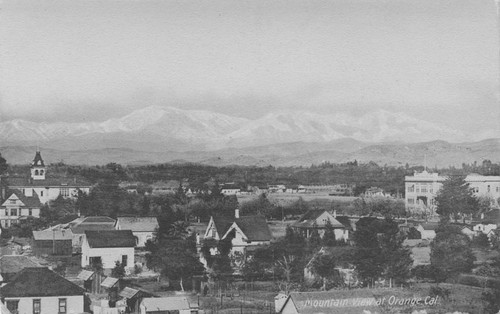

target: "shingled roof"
[0,267,85,298]
[292,209,350,229]
[6,176,91,188]
[85,230,136,248]
[1,190,42,208]
[0,255,42,274]
[70,216,116,234]
[219,216,272,242]
[116,216,159,232]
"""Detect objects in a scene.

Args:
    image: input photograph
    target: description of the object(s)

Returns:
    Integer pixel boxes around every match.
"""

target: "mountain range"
[0,106,498,167]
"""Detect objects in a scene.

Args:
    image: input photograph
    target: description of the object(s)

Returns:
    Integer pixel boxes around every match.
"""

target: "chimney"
[481,213,485,220]
[235,209,240,219]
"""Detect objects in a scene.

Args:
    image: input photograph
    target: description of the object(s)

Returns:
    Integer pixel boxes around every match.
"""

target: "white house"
[0,267,86,314]
[60,216,117,252]
[115,216,159,247]
[2,151,91,204]
[140,297,196,314]
[291,209,352,241]
[81,230,136,270]
[0,190,41,228]
[416,223,439,240]
[204,210,272,255]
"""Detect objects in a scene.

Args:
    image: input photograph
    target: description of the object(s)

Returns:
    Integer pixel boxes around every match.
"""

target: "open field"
[237,193,358,207]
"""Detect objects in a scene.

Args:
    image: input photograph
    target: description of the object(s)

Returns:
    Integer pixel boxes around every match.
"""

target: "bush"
[472,233,490,248]
[134,264,143,275]
[429,286,450,300]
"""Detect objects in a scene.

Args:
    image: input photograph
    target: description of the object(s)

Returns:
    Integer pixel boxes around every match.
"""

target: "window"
[6,300,19,314]
[211,228,216,238]
[122,255,128,266]
[29,208,33,216]
[407,198,414,205]
[421,185,427,193]
[61,188,69,197]
[33,299,41,314]
[40,170,44,175]
[488,185,491,192]
[5,209,9,216]
[9,199,16,204]
[407,185,414,193]
[35,170,39,175]
[10,208,17,216]
[59,298,67,314]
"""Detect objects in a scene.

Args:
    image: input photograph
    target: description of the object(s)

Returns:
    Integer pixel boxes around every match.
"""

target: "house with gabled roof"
[32,229,73,256]
[140,296,195,314]
[292,209,353,241]
[115,216,159,247]
[0,190,41,228]
[0,267,86,314]
[204,209,272,255]
[81,230,136,270]
[60,216,117,252]
[416,223,439,240]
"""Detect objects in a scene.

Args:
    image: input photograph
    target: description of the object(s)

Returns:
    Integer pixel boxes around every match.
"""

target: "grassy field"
[237,192,358,207]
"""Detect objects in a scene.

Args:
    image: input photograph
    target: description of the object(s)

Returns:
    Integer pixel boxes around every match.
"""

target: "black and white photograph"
[0,0,499,313]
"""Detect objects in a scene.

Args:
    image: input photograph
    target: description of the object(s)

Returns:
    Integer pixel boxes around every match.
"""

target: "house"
[416,223,439,240]
[364,187,390,198]
[0,255,42,284]
[278,291,380,314]
[221,183,241,195]
[0,190,41,228]
[473,209,500,236]
[453,224,475,240]
[291,209,352,241]
[33,229,73,256]
[81,230,136,270]
[140,296,197,314]
[62,216,117,252]
[204,210,272,255]
[115,216,159,247]
[2,150,91,204]
[0,267,86,314]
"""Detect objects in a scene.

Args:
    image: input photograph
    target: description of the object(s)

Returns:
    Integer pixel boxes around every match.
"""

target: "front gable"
[314,211,343,228]
[2,193,24,207]
[204,217,219,239]
[222,222,247,242]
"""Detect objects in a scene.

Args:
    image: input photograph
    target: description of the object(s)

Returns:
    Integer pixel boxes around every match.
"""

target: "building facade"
[0,191,41,228]
[2,151,91,204]
[405,171,500,214]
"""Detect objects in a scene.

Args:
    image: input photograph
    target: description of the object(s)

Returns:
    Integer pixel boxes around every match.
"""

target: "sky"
[0,0,499,137]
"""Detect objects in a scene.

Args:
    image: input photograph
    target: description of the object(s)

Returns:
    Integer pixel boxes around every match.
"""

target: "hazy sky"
[0,0,498,135]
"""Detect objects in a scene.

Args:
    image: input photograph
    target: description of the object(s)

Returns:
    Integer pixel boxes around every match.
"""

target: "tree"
[308,223,321,249]
[310,253,337,290]
[322,220,337,247]
[407,227,421,240]
[435,175,479,222]
[111,261,126,278]
[0,153,7,175]
[430,223,475,282]
[240,193,275,217]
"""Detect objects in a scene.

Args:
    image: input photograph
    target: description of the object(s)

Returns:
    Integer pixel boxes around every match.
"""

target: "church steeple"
[30,150,46,180]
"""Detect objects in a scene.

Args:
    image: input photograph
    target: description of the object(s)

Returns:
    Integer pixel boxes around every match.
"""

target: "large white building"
[1,151,91,204]
[405,171,500,214]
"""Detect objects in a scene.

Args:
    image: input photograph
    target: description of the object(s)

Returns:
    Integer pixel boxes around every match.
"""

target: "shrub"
[429,286,450,300]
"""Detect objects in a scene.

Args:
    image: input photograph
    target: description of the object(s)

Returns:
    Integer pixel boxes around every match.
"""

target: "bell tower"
[30,150,46,180]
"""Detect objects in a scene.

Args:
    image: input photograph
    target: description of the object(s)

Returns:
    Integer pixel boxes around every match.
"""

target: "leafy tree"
[322,219,337,247]
[310,253,337,290]
[240,193,275,217]
[353,217,413,286]
[430,223,475,281]
[471,233,490,248]
[0,153,7,175]
[435,175,479,222]
[308,223,321,249]
[111,261,126,278]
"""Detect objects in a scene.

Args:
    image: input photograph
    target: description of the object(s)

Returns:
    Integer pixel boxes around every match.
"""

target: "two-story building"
[1,151,91,204]
[405,171,500,214]
[81,230,136,270]
[0,190,41,228]
[0,267,86,314]
[204,210,272,256]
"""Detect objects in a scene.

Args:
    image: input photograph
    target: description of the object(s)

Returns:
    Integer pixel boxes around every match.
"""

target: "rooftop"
[141,297,190,311]
[0,267,85,298]
[0,255,42,274]
[33,229,73,241]
[85,230,136,248]
[116,216,159,232]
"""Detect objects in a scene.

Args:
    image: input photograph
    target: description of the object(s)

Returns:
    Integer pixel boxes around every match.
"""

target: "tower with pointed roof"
[30,150,46,180]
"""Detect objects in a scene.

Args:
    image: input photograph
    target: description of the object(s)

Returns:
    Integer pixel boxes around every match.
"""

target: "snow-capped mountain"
[0,106,494,152]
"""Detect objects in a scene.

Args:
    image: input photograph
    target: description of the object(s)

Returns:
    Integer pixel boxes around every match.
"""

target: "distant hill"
[2,138,499,167]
